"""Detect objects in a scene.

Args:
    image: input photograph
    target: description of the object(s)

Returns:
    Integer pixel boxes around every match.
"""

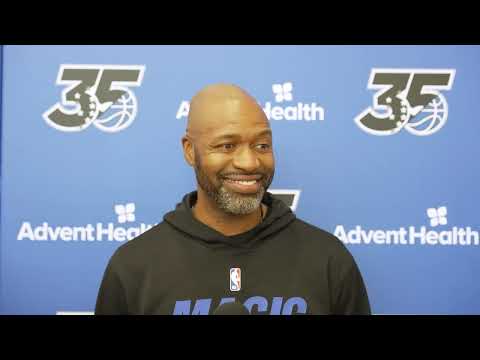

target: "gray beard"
[214,185,265,215]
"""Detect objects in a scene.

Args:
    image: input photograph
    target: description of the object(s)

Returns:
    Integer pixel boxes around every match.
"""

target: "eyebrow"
[211,129,272,142]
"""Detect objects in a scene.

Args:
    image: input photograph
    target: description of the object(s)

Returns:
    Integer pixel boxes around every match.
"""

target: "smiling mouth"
[221,176,263,194]
[224,179,258,185]
[221,174,263,181]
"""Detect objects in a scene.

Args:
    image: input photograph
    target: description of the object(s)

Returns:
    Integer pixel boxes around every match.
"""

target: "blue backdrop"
[1,45,479,314]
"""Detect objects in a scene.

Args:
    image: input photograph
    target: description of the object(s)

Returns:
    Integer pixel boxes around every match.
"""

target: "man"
[95,83,371,315]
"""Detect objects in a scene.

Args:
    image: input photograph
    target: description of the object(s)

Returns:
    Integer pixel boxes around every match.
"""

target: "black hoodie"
[95,191,371,315]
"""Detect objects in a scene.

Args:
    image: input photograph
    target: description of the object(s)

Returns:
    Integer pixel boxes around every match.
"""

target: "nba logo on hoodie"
[230,268,241,292]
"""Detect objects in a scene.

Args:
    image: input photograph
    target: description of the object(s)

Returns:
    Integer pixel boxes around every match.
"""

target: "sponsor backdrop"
[1,45,479,314]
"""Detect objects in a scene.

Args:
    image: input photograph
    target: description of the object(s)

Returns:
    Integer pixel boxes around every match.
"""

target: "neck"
[192,189,266,236]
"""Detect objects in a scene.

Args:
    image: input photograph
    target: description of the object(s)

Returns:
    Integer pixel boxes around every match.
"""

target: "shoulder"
[291,219,368,303]
[108,221,172,267]
[289,218,357,264]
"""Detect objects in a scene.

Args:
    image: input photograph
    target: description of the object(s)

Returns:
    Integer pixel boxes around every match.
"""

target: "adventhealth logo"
[263,82,324,121]
[115,203,136,223]
[176,82,324,122]
[17,203,155,242]
[272,82,293,102]
[427,206,447,227]
[335,206,478,246]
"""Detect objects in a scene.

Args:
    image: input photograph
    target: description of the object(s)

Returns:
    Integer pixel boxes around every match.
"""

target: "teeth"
[227,180,257,185]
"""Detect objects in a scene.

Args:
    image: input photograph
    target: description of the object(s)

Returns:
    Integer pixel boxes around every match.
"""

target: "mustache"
[220,172,265,177]
[219,172,271,181]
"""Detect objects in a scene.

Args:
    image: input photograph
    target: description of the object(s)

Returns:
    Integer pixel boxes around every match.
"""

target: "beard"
[194,153,274,215]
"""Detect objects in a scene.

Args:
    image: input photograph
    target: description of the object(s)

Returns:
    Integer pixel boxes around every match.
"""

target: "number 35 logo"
[354,69,455,136]
[43,65,145,133]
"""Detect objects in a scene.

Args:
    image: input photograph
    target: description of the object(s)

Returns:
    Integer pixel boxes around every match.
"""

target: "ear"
[181,135,195,167]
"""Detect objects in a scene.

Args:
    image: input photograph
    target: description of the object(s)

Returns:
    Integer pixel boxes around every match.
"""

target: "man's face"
[191,97,275,215]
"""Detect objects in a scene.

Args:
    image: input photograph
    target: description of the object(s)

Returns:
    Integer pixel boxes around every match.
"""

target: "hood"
[163,191,296,249]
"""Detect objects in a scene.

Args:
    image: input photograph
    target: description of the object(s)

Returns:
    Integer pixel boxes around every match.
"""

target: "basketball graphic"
[94,90,138,133]
[405,93,449,136]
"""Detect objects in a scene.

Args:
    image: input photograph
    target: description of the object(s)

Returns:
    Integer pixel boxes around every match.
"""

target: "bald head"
[186,83,269,139]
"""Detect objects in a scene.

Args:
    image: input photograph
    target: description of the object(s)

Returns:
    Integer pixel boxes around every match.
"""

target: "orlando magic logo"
[355,69,455,136]
[43,65,145,133]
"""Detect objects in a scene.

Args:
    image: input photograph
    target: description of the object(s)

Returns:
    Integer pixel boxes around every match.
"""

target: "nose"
[232,145,260,172]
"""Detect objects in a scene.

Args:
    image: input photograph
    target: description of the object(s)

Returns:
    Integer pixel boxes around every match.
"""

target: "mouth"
[221,175,263,194]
